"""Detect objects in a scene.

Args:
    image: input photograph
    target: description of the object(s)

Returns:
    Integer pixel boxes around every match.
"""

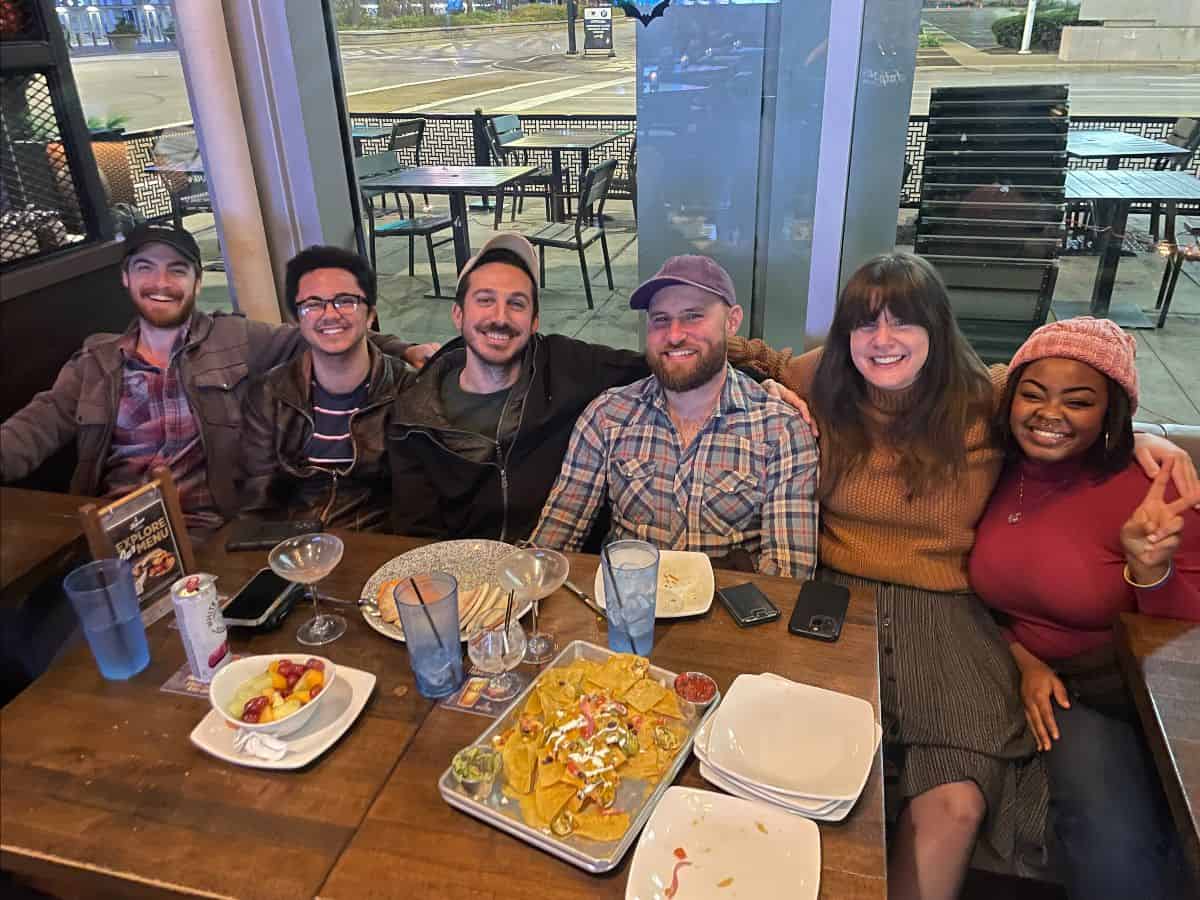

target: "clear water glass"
[601,540,659,657]
[393,573,465,699]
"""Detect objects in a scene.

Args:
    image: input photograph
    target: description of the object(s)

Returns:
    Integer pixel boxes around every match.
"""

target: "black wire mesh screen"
[0,72,86,266]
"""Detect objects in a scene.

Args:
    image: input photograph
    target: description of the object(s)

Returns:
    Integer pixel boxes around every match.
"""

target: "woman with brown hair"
[759,252,1197,899]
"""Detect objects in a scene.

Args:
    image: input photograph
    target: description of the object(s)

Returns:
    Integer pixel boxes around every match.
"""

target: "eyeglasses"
[296,294,367,319]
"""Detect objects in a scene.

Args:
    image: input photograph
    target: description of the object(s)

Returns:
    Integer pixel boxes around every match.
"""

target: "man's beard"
[648,336,727,393]
[134,288,196,329]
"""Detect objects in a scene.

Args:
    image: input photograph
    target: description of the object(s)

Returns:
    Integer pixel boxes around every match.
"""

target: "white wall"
[1060,24,1200,61]
[1079,0,1199,27]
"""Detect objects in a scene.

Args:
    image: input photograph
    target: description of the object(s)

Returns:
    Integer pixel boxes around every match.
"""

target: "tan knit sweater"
[782,349,1008,593]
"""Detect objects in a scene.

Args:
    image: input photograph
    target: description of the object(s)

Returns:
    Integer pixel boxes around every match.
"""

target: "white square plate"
[693,716,842,816]
[697,762,854,823]
[625,786,820,900]
[189,665,376,770]
[706,673,876,801]
[594,550,715,618]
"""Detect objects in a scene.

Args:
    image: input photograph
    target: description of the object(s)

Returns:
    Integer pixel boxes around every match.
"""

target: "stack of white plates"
[694,673,881,822]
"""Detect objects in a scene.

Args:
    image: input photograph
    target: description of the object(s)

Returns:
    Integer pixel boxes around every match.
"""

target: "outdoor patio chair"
[355,153,454,297]
[610,135,638,223]
[1148,117,1200,244]
[527,158,618,310]
[1154,223,1200,329]
[485,114,558,228]
[375,118,428,212]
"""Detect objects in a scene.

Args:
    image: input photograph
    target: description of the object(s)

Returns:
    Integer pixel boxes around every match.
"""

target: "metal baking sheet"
[438,640,720,874]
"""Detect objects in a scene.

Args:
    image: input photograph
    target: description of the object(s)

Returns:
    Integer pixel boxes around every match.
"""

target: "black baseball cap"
[121,224,202,269]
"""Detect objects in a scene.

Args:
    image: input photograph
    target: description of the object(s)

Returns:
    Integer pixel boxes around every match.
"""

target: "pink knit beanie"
[1009,317,1139,411]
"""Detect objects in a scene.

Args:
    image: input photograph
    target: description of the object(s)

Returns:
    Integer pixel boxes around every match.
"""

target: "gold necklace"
[1006,469,1069,525]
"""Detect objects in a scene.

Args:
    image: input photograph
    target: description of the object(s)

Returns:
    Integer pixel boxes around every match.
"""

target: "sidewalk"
[938,38,1200,72]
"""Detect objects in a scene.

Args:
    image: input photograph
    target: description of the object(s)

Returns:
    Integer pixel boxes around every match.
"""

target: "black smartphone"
[788,580,850,642]
[717,582,780,627]
[224,518,323,552]
[223,568,301,629]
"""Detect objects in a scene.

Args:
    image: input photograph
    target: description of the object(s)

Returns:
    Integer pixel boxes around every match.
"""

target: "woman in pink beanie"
[971,317,1199,900]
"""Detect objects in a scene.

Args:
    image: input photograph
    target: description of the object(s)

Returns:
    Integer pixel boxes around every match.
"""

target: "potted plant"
[86,113,128,142]
[106,19,142,52]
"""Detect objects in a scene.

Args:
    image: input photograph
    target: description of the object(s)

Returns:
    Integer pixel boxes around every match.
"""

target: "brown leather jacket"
[240,342,413,531]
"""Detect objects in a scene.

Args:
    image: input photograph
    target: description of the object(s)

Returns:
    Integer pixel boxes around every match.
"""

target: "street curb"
[337,20,577,47]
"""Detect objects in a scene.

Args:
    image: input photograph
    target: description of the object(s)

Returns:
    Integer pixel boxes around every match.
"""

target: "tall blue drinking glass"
[63,558,151,680]
[394,573,465,699]
[601,540,659,657]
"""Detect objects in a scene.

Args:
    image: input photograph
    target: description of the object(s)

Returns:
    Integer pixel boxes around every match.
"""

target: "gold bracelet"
[1123,561,1173,590]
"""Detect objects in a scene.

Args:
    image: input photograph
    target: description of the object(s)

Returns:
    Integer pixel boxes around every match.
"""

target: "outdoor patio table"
[1053,170,1200,328]
[350,124,391,156]
[1067,130,1188,170]
[1116,613,1200,883]
[357,164,539,271]
[504,128,633,222]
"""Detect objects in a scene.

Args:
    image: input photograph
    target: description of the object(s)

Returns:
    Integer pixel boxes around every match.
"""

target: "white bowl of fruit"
[210,654,336,737]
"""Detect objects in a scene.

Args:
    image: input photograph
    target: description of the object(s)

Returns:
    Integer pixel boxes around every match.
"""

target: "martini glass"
[496,547,569,664]
[268,533,346,646]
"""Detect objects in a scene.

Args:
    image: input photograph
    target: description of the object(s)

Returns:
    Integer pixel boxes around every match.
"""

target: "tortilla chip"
[622,678,667,713]
[523,691,543,718]
[536,757,565,790]
[535,782,577,823]
[651,690,684,720]
[376,579,401,624]
[502,736,537,795]
[573,808,630,842]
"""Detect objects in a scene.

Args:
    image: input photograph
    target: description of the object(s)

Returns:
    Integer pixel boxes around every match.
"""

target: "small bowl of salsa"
[674,671,718,709]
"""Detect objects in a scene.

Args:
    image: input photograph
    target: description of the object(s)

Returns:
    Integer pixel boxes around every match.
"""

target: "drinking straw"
[601,544,625,611]
[410,576,446,651]
[502,589,515,655]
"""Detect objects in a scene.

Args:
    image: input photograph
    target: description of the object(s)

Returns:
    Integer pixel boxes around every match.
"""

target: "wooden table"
[320,557,886,900]
[1067,130,1187,170]
[0,530,435,900]
[0,487,86,605]
[505,129,632,222]
[1,531,885,899]
[1053,170,1200,328]
[1116,613,1200,882]
[357,165,540,270]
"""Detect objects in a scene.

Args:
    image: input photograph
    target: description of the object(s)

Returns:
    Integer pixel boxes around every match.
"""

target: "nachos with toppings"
[491,653,688,842]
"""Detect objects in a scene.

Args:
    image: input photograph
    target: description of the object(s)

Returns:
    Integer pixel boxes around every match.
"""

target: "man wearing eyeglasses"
[239,245,416,530]
[0,226,429,537]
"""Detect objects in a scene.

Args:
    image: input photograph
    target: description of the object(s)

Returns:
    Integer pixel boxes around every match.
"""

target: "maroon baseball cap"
[629,255,736,310]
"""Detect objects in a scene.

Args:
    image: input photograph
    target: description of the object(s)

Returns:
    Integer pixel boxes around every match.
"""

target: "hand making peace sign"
[1121,457,1200,583]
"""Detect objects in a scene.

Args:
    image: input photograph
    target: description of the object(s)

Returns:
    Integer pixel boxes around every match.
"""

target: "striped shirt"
[303,379,369,470]
[530,366,819,579]
[103,331,223,534]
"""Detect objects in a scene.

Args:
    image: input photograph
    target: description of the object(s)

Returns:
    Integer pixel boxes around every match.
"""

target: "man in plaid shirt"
[530,256,818,578]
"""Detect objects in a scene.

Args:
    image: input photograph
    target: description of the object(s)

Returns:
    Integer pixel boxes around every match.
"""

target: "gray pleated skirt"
[821,567,1050,866]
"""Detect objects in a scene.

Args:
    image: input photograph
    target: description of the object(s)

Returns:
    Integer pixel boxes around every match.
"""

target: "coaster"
[160,654,244,698]
[439,668,533,718]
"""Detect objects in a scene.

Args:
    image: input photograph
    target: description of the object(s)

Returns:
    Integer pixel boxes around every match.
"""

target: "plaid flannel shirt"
[102,331,222,534]
[530,366,818,578]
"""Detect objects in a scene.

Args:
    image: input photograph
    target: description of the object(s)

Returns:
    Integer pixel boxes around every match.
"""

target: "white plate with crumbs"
[626,786,819,900]
[594,550,715,618]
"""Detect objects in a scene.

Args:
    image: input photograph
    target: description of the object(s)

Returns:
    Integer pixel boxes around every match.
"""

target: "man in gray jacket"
[0,224,428,536]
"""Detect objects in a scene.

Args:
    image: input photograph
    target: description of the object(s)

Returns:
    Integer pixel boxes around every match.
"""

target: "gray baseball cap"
[457,232,539,284]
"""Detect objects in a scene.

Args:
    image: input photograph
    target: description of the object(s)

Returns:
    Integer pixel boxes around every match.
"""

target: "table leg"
[551,150,566,222]
[1089,199,1129,317]
[1106,156,1120,171]
[449,191,471,272]
[1055,199,1152,328]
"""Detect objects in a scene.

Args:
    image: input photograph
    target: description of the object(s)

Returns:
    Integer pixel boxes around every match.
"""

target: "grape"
[241,695,269,722]
[305,658,325,671]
